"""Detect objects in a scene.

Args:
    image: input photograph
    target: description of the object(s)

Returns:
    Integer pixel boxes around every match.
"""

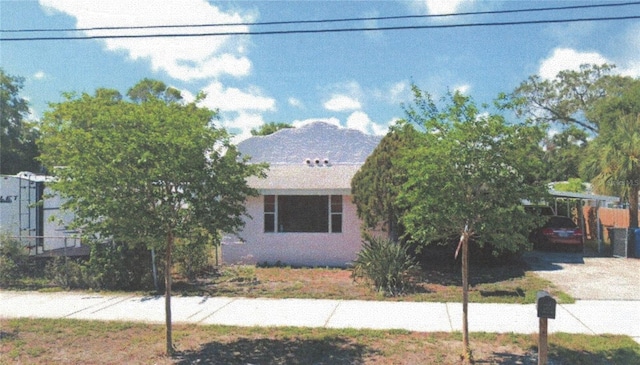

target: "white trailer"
[0,172,80,255]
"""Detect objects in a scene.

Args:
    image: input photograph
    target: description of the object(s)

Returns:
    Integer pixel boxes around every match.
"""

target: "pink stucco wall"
[221,195,363,267]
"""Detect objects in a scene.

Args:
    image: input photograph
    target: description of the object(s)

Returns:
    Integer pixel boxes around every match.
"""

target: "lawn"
[172,258,572,304]
[1,318,638,364]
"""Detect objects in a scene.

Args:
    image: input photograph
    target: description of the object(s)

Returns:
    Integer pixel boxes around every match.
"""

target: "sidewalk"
[1,291,639,343]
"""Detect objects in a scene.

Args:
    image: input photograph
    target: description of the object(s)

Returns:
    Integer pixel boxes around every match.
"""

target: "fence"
[583,206,638,242]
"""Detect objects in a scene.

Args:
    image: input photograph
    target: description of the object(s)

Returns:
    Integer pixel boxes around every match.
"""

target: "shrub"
[0,235,30,287]
[174,235,213,282]
[351,235,421,296]
[45,256,92,289]
[86,240,157,291]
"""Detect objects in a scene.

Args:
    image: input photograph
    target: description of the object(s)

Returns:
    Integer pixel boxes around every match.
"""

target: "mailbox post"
[536,291,556,365]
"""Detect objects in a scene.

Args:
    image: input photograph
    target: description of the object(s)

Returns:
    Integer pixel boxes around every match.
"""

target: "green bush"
[0,235,30,286]
[45,257,92,289]
[86,240,157,291]
[351,235,421,296]
[174,235,212,282]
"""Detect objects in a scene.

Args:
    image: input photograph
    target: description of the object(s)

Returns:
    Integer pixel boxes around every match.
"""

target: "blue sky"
[2,0,640,140]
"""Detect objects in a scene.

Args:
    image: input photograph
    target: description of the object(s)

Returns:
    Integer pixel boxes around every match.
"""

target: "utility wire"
[2,15,640,42]
[2,0,640,34]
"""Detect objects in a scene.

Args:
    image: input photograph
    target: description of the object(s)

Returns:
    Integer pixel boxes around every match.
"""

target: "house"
[221,122,382,267]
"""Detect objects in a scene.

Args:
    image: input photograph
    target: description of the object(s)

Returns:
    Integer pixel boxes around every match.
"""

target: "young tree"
[351,123,418,242]
[582,78,640,234]
[39,80,265,355]
[398,86,548,362]
[0,69,40,174]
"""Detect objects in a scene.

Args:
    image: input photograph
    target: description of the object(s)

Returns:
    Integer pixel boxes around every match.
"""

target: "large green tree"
[39,80,265,355]
[351,123,418,242]
[542,126,589,182]
[398,87,548,361]
[0,69,40,174]
[509,63,620,134]
[582,78,640,233]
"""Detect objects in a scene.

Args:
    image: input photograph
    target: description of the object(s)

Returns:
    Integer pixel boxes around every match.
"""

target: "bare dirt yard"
[522,250,640,300]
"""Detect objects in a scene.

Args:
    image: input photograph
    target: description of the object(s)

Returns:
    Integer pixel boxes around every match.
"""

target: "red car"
[530,216,584,252]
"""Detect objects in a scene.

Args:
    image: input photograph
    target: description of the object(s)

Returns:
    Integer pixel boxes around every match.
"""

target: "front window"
[263,195,342,233]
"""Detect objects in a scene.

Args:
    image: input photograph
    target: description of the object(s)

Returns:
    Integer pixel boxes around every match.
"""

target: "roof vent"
[323,158,330,165]
[315,158,321,165]
[305,158,311,165]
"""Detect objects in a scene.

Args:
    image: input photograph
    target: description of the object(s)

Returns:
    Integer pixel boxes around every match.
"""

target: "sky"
[2,0,640,140]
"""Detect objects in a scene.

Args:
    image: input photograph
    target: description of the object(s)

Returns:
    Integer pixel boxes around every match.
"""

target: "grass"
[171,257,572,304]
[1,318,638,364]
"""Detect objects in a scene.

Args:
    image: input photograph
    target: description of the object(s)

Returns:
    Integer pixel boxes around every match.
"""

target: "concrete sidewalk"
[1,291,638,343]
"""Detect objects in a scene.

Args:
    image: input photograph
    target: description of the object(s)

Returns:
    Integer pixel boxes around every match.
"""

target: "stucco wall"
[222,195,363,267]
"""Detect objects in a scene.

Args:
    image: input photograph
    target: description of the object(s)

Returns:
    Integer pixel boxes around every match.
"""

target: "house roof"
[238,122,381,165]
[239,122,381,195]
[247,165,360,195]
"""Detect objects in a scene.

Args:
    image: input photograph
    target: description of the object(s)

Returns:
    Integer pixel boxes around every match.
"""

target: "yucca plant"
[351,235,420,296]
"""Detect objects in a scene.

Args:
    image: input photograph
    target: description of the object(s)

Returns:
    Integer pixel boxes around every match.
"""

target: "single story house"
[221,122,382,267]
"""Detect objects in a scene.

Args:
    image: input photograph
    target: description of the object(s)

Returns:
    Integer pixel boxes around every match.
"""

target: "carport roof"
[549,189,620,202]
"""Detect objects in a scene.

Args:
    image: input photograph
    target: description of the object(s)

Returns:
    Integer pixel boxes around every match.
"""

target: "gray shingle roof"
[239,122,381,193]
[238,122,381,165]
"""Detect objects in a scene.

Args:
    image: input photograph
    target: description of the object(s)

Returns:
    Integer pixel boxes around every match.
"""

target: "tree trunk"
[461,233,472,363]
[165,231,174,356]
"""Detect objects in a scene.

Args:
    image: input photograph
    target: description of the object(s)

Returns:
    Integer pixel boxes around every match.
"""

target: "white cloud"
[346,111,372,133]
[423,0,473,15]
[346,111,389,136]
[288,97,304,108]
[454,84,471,95]
[224,112,267,143]
[199,81,275,112]
[33,71,46,80]
[618,23,640,77]
[384,81,412,104]
[323,95,361,112]
[39,0,253,81]
[539,48,610,80]
[291,117,341,129]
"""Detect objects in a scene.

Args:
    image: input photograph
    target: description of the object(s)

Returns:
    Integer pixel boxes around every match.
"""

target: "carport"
[548,189,620,253]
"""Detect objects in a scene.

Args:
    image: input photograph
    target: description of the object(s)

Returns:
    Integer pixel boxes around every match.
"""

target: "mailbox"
[536,291,556,319]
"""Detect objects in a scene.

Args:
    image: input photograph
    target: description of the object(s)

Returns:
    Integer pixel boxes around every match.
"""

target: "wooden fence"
[583,206,638,241]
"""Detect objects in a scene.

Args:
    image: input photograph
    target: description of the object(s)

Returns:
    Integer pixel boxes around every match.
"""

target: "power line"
[2,1,640,34]
[2,15,640,42]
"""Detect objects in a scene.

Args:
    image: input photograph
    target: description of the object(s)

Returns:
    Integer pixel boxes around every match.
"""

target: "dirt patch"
[523,251,640,300]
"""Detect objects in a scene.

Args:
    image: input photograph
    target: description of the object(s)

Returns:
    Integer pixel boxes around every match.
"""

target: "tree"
[39,80,265,355]
[250,122,293,136]
[582,78,640,234]
[351,123,419,242]
[509,63,619,134]
[542,126,589,182]
[0,69,40,174]
[398,86,548,362]
[553,178,586,193]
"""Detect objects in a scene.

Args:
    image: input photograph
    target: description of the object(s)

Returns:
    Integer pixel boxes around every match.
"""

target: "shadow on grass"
[475,351,537,365]
[549,345,640,365]
[174,336,375,365]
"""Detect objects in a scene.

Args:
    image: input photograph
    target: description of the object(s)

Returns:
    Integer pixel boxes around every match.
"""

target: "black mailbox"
[536,291,556,319]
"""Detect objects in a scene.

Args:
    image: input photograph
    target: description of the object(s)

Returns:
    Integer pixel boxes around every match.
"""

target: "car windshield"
[545,216,577,229]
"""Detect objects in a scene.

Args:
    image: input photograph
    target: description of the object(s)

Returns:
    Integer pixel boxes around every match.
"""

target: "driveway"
[523,251,640,300]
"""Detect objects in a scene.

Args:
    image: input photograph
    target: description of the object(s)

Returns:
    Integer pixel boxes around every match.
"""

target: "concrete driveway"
[523,251,640,300]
